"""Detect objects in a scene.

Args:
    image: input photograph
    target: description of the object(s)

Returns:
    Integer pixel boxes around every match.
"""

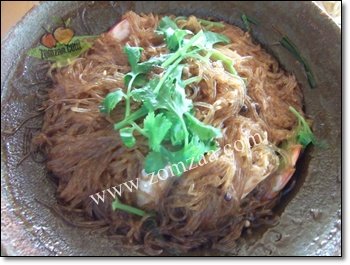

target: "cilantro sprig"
[100,90,125,114]
[289,106,324,148]
[101,16,240,175]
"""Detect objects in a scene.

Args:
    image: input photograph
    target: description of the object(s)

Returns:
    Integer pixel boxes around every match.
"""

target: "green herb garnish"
[119,127,136,148]
[289,106,321,147]
[100,89,125,114]
[277,33,316,88]
[157,16,192,51]
[101,16,241,176]
[123,45,168,117]
[143,112,172,152]
[112,197,147,217]
[175,16,225,29]
[197,18,225,29]
[185,113,222,141]
[241,13,258,32]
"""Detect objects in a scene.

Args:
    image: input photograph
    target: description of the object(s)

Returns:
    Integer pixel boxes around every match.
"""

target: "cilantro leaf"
[144,135,218,175]
[136,54,169,74]
[119,127,136,148]
[164,112,186,146]
[202,31,230,48]
[124,45,167,88]
[157,66,193,117]
[144,150,169,173]
[289,106,320,148]
[100,89,125,114]
[143,112,172,151]
[185,113,222,141]
[130,78,159,111]
[158,16,178,31]
[168,29,192,51]
[165,135,218,175]
[158,16,192,51]
[171,135,216,164]
[123,45,168,118]
[124,45,143,71]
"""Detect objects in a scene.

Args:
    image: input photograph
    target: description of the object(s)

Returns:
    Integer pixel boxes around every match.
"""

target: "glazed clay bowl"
[1,1,341,256]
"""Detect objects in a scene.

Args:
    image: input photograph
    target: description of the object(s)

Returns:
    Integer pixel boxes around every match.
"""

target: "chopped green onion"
[279,35,316,88]
[241,13,258,31]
